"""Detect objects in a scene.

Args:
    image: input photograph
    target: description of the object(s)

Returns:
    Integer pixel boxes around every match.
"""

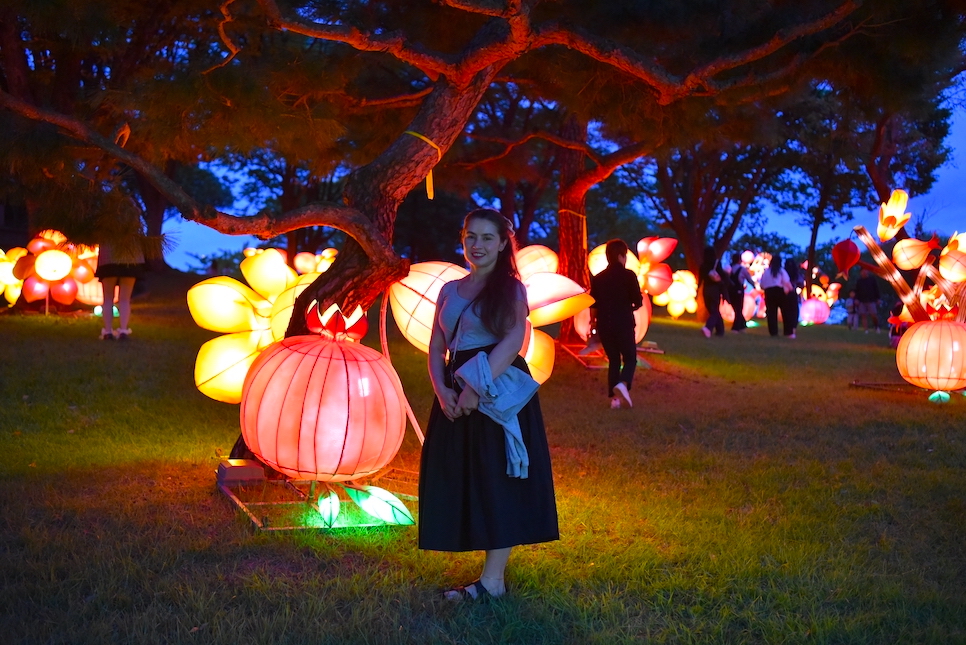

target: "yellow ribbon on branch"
[404,130,442,200]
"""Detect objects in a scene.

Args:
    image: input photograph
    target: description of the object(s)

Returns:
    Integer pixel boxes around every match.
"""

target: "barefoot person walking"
[418,208,559,601]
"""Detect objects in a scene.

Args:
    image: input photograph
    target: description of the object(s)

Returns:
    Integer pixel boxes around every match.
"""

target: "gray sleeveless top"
[437,278,528,351]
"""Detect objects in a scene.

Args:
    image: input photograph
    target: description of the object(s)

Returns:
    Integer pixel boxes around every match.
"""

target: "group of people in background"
[699,246,804,339]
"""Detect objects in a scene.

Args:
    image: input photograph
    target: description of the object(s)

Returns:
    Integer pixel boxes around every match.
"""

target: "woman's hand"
[454,386,480,417]
[435,387,459,421]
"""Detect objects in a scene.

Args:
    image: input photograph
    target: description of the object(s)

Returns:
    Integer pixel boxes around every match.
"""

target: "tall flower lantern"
[850,189,966,400]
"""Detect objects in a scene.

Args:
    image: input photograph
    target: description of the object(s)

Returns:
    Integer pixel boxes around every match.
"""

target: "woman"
[589,239,643,409]
[698,246,725,338]
[95,236,145,340]
[759,253,792,337]
[419,209,559,601]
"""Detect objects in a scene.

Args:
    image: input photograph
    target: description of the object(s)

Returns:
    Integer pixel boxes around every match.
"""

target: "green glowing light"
[344,485,415,525]
[929,391,950,404]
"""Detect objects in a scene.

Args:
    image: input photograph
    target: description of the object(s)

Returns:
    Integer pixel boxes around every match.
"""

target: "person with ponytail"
[418,208,559,601]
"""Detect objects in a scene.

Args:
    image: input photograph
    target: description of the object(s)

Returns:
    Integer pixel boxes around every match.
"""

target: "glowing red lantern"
[895,320,966,392]
[240,305,407,481]
[832,240,860,278]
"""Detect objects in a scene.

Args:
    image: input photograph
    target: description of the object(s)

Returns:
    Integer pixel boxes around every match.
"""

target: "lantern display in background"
[895,320,966,393]
[877,189,912,242]
[588,244,640,278]
[652,270,698,318]
[388,261,468,353]
[799,298,831,325]
[9,231,99,309]
[187,247,308,403]
[515,245,558,281]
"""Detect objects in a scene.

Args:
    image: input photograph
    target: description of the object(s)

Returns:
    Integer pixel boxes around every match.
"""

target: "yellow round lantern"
[240,307,406,481]
[896,320,966,392]
[34,249,73,281]
[939,248,966,283]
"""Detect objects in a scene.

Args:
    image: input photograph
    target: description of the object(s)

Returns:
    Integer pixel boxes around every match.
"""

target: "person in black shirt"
[589,240,643,409]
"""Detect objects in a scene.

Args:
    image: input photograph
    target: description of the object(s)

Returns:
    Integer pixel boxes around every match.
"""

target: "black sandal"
[443,580,491,602]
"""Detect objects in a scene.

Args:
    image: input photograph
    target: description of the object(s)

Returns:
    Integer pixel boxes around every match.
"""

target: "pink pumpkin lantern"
[240,306,406,481]
[799,298,830,325]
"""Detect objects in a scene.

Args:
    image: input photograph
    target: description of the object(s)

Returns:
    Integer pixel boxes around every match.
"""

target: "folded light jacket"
[455,351,539,479]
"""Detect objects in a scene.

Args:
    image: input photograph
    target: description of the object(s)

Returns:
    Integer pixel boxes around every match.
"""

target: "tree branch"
[0,89,399,268]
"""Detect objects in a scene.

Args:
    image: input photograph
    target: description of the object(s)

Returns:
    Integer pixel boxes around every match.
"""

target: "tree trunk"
[137,166,173,272]
[556,115,589,344]
[284,68,500,337]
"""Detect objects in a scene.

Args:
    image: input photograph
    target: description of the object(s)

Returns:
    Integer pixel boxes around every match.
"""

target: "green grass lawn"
[1,273,964,644]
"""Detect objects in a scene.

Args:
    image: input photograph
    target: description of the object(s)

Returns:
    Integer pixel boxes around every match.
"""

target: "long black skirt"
[418,347,559,552]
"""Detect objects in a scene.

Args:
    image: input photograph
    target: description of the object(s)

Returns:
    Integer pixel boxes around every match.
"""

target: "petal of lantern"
[269,272,320,341]
[634,297,651,343]
[524,272,595,327]
[939,249,966,282]
[877,190,911,242]
[240,248,298,301]
[72,258,95,284]
[49,278,78,305]
[344,485,415,525]
[317,488,341,528]
[194,331,270,403]
[26,236,56,255]
[0,258,18,286]
[638,237,677,263]
[389,261,468,353]
[515,245,559,282]
[187,276,272,333]
[644,263,673,296]
[4,282,21,305]
[293,252,319,275]
[13,254,35,280]
[523,328,555,384]
[21,275,48,302]
[929,391,951,404]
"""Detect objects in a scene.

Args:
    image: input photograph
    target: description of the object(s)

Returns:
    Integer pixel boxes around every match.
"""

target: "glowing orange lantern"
[877,189,912,242]
[652,270,697,318]
[895,320,966,392]
[389,261,468,353]
[240,305,406,481]
[893,236,939,271]
[522,328,556,385]
[574,299,650,345]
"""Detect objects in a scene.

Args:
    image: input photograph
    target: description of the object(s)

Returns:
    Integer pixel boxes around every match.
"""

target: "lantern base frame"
[560,340,663,370]
[218,468,418,532]
[848,380,961,396]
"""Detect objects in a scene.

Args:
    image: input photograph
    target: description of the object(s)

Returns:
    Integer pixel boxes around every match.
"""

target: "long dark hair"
[769,252,783,278]
[463,208,520,336]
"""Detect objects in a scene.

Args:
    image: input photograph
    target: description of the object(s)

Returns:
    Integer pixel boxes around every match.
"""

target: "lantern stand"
[558,340,662,370]
[217,460,419,532]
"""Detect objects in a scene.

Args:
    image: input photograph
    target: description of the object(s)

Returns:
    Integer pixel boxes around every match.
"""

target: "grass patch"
[1,273,964,644]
